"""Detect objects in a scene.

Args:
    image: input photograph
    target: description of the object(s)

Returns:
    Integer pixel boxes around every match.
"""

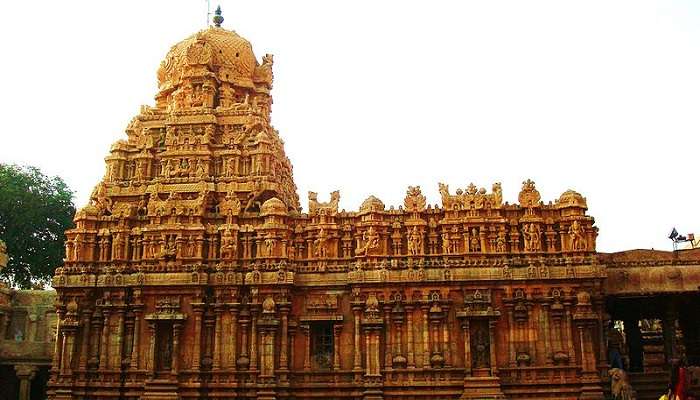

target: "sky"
[0,1,698,252]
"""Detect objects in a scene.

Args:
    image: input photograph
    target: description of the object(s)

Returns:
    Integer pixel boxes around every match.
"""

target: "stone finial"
[213,5,224,27]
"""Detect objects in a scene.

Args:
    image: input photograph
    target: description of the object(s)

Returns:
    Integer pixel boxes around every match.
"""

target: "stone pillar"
[99,309,110,371]
[443,317,452,367]
[279,307,289,371]
[192,304,203,369]
[384,306,392,369]
[250,311,258,371]
[488,320,498,375]
[147,320,156,375]
[364,330,371,375]
[302,324,311,371]
[662,306,678,364]
[130,308,142,370]
[289,327,296,371]
[213,306,223,370]
[353,307,362,371]
[564,308,574,362]
[51,309,65,374]
[507,309,516,367]
[114,308,125,369]
[14,365,37,400]
[527,305,537,365]
[88,310,101,368]
[422,306,430,368]
[61,327,77,375]
[333,324,342,371]
[78,310,91,370]
[542,304,552,366]
[373,329,381,376]
[462,320,471,376]
[406,306,415,368]
[228,307,239,369]
[394,317,404,363]
[172,321,182,375]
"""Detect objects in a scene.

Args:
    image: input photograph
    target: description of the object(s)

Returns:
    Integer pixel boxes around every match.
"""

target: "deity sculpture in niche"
[221,229,238,260]
[314,228,329,258]
[356,227,380,256]
[569,220,587,251]
[496,229,507,253]
[407,227,423,256]
[523,223,541,252]
[469,228,481,252]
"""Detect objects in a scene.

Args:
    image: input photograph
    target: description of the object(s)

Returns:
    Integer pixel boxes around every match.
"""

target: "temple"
[34,10,700,400]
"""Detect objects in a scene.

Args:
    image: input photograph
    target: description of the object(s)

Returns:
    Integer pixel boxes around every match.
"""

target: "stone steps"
[628,371,669,400]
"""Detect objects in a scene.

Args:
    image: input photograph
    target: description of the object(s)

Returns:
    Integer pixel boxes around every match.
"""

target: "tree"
[0,164,75,288]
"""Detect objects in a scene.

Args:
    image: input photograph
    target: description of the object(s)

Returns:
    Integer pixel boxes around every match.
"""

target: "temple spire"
[213,5,224,27]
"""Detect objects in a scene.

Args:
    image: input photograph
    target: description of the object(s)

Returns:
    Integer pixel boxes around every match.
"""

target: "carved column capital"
[14,364,38,380]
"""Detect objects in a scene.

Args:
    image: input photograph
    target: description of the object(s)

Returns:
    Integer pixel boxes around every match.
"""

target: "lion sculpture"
[609,368,636,400]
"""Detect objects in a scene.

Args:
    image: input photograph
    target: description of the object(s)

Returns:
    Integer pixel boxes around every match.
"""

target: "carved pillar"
[373,329,381,375]
[130,307,142,370]
[543,304,552,365]
[443,316,452,366]
[237,310,250,370]
[114,308,125,369]
[172,321,182,375]
[662,306,678,364]
[61,328,77,375]
[147,321,156,375]
[462,320,471,375]
[250,310,258,371]
[192,304,203,369]
[527,304,537,364]
[88,310,101,368]
[228,306,238,369]
[422,306,430,368]
[213,306,223,370]
[406,306,415,368]
[333,324,342,371]
[289,327,296,371]
[507,309,516,367]
[51,309,65,373]
[302,324,311,371]
[384,306,392,369]
[99,309,110,370]
[353,306,362,371]
[14,365,38,400]
[364,330,371,375]
[564,308,574,362]
[488,320,498,375]
[279,305,289,371]
[259,325,276,377]
[394,317,404,365]
[78,310,91,370]
[431,318,441,358]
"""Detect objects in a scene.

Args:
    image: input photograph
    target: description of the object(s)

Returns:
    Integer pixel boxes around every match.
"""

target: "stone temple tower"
[51,8,608,400]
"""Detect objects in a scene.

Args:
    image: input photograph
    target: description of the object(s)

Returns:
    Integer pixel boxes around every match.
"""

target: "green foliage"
[0,164,75,288]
